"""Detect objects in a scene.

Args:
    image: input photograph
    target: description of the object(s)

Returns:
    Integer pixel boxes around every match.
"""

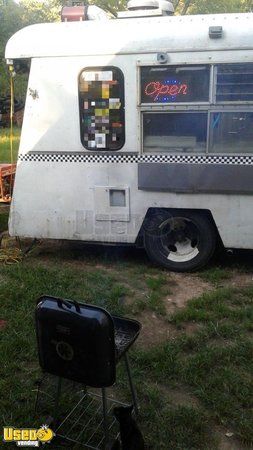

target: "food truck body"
[5,9,253,271]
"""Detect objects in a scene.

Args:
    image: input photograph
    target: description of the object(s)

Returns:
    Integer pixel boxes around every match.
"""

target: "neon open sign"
[144,81,188,102]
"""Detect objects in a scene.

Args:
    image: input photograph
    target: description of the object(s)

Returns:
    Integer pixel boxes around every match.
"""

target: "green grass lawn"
[0,223,252,449]
[0,131,251,448]
[0,210,9,233]
[0,127,20,163]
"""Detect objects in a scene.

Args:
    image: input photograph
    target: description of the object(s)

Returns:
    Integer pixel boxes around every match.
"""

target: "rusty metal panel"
[0,164,16,203]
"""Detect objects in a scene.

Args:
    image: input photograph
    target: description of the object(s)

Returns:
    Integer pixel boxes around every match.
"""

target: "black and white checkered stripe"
[18,152,253,165]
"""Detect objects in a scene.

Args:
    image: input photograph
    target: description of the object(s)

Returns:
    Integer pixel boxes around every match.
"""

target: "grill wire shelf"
[56,391,125,449]
[35,374,129,449]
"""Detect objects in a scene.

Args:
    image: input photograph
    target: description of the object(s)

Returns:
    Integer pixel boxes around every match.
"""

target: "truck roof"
[5,13,253,60]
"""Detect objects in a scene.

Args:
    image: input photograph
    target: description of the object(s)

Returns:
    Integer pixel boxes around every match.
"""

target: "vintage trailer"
[5,4,253,271]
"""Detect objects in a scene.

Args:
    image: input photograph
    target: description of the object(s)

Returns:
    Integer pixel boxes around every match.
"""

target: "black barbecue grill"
[35,296,141,449]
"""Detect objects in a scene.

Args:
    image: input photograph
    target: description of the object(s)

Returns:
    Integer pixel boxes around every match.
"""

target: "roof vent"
[128,0,174,13]
[118,0,174,17]
[158,0,174,14]
[128,0,159,10]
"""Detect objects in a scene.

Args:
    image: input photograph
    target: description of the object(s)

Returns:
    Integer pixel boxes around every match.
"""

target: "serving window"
[79,67,125,151]
[143,112,208,153]
[209,112,253,153]
[141,63,253,155]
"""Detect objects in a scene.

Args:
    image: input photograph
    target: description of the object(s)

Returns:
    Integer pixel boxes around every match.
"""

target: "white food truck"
[5,1,253,271]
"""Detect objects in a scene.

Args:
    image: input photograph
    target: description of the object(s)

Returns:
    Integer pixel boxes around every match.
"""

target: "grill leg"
[34,381,41,414]
[124,353,138,415]
[102,387,109,449]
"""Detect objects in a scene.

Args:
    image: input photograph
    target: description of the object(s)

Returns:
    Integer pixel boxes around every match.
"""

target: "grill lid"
[35,296,116,387]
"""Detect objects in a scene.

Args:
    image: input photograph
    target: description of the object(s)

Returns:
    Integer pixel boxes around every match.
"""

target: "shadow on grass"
[27,237,253,273]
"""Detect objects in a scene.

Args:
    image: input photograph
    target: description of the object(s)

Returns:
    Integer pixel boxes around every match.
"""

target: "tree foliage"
[0,0,253,97]
[19,0,62,24]
[175,0,253,15]
[0,1,23,95]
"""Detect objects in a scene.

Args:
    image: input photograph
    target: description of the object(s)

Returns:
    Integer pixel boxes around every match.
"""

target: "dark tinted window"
[143,112,208,153]
[216,64,253,102]
[79,67,125,151]
[141,66,210,103]
[209,112,253,153]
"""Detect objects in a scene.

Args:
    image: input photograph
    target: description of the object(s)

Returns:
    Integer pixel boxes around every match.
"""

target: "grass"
[199,266,233,285]
[135,287,253,446]
[0,211,9,232]
[0,209,253,449]
[0,127,20,163]
[0,259,217,450]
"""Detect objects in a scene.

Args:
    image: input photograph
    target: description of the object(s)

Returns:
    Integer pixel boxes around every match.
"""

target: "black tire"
[143,210,217,272]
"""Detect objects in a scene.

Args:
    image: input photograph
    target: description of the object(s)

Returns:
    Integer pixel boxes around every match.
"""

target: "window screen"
[141,66,210,103]
[79,67,125,150]
[143,112,208,153]
[216,64,253,102]
[209,112,253,153]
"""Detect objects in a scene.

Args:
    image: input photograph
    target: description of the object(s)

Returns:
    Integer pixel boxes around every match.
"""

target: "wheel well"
[135,208,223,248]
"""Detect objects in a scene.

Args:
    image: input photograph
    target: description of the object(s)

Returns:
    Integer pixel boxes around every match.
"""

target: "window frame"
[142,110,209,154]
[139,62,253,156]
[78,66,125,152]
[215,63,253,105]
[208,109,253,155]
[139,64,212,106]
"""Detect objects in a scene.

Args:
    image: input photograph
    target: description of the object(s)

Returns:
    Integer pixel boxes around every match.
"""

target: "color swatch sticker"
[79,68,125,150]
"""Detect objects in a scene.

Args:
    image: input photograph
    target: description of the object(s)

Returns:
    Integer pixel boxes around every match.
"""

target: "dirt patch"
[137,311,179,348]
[156,385,252,450]
[137,313,203,349]
[180,321,204,335]
[165,273,212,312]
[215,427,251,450]
[225,272,253,288]
[158,384,202,408]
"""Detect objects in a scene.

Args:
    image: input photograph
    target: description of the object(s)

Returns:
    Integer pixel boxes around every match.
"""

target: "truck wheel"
[144,211,217,272]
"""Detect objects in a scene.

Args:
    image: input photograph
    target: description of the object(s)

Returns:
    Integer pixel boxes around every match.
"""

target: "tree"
[19,0,63,24]
[1,0,253,99]
[0,1,24,96]
[0,0,67,97]
[174,0,253,15]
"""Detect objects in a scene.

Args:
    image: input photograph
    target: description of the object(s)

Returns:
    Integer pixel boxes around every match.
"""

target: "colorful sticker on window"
[79,68,125,150]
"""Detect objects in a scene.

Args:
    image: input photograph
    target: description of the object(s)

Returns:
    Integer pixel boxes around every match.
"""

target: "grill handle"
[57,298,81,313]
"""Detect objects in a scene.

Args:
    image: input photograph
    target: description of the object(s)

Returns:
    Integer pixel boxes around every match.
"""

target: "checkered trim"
[18,152,253,165]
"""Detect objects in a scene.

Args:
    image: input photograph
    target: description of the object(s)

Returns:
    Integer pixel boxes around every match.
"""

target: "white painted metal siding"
[5,14,253,60]
[6,13,253,250]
